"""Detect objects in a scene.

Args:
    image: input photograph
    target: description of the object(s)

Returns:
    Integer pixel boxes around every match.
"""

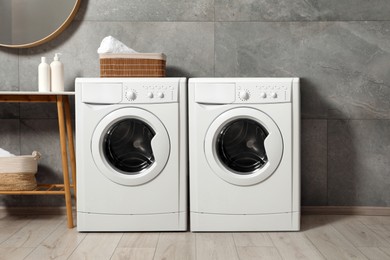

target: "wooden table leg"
[64,96,76,200]
[57,95,74,228]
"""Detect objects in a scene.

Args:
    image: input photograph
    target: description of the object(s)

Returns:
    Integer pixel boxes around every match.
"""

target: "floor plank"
[379,247,390,257]
[357,216,390,226]
[358,247,390,260]
[154,232,195,260]
[0,247,34,260]
[112,233,159,260]
[303,215,368,259]
[236,246,282,260]
[0,215,31,244]
[233,233,273,247]
[329,215,390,247]
[24,219,87,260]
[67,233,123,260]
[111,248,155,260]
[269,232,324,260]
[118,233,159,248]
[196,233,239,260]
[0,215,64,248]
[357,216,390,245]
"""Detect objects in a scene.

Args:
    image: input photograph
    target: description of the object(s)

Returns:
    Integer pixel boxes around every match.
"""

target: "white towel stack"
[0,148,15,157]
[97,36,138,54]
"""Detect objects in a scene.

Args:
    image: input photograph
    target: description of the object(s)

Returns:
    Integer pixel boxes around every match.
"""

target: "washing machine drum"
[217,119,269,173]
[205,108,283,186]
[103,119,156,173]
[91,108,170,186]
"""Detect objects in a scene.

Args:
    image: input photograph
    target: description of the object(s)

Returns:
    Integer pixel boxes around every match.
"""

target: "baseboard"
[0,206,69,215]
[302,206,390,216]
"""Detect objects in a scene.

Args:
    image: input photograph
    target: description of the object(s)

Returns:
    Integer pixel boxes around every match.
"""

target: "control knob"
[126,91,137,101]
[270,92,277,99]
[239,91,250,101]
[260,92,267,98]
[157,92,164,98]
[147,92,154,98]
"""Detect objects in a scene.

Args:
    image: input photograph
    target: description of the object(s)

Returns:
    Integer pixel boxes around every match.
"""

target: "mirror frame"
[0,0,81,48]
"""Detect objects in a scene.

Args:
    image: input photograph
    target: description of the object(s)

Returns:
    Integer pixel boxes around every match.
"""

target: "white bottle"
[38,57,50,92]
[50,53,64,92]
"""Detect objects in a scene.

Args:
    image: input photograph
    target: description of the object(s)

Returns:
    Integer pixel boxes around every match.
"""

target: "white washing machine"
[189,78,300,231]
[75,78,187,231]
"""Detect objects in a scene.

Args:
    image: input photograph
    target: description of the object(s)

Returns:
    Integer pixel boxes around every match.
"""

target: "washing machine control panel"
[236,83,291,103]
[122,83,179,103]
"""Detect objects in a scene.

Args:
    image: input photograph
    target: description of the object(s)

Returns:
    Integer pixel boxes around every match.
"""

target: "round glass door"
[205,108,283,186]
[103,119,156,174]
[217,119,269,174]
[92,108,170,186]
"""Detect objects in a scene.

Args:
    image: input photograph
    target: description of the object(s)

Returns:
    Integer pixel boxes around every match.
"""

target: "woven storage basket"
[100,53,166,77]
[0,151,41,191]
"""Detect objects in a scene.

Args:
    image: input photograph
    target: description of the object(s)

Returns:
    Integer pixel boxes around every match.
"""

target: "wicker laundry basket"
[100,53,166,77]
[0,151,41,191]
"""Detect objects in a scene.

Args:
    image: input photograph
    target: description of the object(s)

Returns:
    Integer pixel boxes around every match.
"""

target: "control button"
[260,92,267,98]
[239,91,250,101]
[157,92,164,98]
[270,92,277,98]
[126,91,137,101]
[147,92,154,99]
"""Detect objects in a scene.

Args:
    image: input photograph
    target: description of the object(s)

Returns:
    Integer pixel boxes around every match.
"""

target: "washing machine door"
[91,108,170,186]
[205,107,283,186]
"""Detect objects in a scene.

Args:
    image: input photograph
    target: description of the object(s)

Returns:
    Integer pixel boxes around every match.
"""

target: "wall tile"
[215,22,390,119]
[301,119,327,206]
[328,119,390,206]
[215,0,390,21]
[20,103,58,119]
[0,119,20,155]
[0,47,19,91]
[19,96,75,119]
[77,0,214,21]
[0,104,19,119]
[20,119,63,185]
[0,120,21,207]
[0,47,25,119]
[0,44,49,119]
[18,21,214,92]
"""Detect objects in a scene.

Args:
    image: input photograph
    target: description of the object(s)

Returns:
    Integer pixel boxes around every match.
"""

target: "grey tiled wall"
[0,0,389,207]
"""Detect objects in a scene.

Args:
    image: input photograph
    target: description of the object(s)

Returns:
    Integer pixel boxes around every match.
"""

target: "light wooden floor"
[0,214,390,260]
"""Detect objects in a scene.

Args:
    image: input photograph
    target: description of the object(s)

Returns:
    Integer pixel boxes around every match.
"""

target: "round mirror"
[0,0,80,48]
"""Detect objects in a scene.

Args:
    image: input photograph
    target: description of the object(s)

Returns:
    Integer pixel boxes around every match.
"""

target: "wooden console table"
[0,92,76,228]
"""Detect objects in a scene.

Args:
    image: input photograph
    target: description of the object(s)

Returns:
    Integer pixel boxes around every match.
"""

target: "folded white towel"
[97,36,138,54]
[0,148,15,157]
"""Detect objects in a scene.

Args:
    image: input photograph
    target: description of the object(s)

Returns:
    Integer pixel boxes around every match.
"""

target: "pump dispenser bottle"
[50,53,64,92]
[38,57,50,92]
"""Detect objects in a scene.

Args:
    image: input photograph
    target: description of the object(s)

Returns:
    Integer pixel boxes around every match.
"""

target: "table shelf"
[0,184,74,195]
[0,92,76,228]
